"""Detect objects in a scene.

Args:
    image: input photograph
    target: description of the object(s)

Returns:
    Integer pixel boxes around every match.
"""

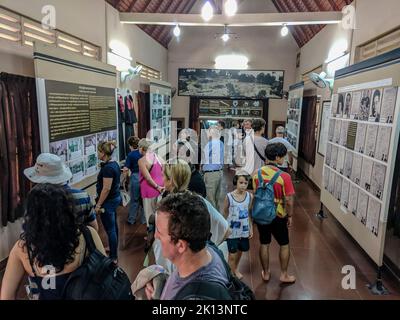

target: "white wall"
[297,0,400,188]
[168,25,298,137]
[351,0,400,64]
[0,0,168,262]
[106,3,168,91]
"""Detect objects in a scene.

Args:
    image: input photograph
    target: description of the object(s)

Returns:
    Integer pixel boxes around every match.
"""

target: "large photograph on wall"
[178,68,284,99]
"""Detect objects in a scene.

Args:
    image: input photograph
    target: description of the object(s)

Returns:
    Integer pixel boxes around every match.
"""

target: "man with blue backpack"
[252,143,296,284]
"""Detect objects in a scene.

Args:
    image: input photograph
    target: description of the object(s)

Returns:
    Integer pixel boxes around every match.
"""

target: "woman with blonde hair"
[138,139,164,228]
[95,141,121,263]
[151,159,230,273]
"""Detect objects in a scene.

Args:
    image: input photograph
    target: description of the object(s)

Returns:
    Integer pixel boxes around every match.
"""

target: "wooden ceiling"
[106,0,353,48]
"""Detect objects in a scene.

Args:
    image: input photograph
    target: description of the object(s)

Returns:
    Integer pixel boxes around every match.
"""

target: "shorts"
[226,237,250,253]
[256,216,289,246]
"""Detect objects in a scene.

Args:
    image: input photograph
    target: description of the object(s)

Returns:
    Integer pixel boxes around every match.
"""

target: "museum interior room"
[1,0,400,302]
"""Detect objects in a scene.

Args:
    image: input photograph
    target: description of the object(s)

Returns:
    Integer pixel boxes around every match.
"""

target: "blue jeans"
[128,172,145,224]
[101,195,121,260]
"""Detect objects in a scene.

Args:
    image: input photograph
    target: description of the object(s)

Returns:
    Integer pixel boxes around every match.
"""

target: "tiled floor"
[1,170,400,300]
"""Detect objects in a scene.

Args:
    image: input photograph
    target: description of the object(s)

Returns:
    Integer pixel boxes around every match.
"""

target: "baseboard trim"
[297,167,321,193]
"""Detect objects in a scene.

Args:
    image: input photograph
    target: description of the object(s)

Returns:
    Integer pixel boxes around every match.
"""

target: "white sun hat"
[24,153,72,184]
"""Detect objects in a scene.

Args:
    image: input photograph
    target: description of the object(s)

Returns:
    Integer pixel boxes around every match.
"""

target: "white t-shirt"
[267,137,295,168]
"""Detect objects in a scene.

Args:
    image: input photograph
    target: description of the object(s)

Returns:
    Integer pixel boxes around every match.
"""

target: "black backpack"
[61,226,133,300]
[174,243,256,300]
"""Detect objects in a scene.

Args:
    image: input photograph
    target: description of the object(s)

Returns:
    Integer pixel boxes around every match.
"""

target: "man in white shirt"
[268,126,294,172]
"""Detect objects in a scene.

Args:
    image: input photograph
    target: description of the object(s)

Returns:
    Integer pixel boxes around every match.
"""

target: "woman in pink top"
[138,139,164,227]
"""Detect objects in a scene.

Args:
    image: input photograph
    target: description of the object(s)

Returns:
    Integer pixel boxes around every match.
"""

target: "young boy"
[123,136,145,225]
[252,142,296,284]
[223,173,253,280]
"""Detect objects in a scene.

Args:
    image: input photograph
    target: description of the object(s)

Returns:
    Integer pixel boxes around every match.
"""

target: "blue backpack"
[252,168,282,225]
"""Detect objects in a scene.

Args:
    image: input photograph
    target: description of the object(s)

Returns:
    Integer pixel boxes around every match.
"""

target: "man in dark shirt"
[123,136,145,225]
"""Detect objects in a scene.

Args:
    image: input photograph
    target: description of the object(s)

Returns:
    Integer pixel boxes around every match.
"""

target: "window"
[137,62,162,81]
[356,26,400,63]
[0,6,100,60]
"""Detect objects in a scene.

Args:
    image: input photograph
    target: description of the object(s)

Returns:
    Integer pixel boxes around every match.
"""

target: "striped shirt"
[63,185,96,223]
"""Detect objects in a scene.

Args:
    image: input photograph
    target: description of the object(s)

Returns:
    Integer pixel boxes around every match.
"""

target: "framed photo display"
[318,101,332,156]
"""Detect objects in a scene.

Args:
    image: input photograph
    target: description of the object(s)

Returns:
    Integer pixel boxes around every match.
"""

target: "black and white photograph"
[346,122,358,150]
[328,170,336,194]
[343,92,352,118]
[380,86,397,123]
[84,154,97,176]
[337,148,345,175]
[83,134,96,156]
[358,89,371,121]
[324,166,330,190]
[178,68,284,98]
[360,157,373,192]
[96,131,108,145]
[158,94,162,105]
[152,109,157,120]
[326,143,332,166]
[370,162,386,200]
[328,119,335,142]
[369,88,383,122]
[318,101,331,156]
[348,184,359,215]
[152,93,158,106]
[350,91,361,119]
[364,125,378,158]
[354,123,367,154]
[375,126,391,162]
[333,119,342,144]
[336,93,344,117]
[69,159,84,184]
[366,197,381,236]
[68,137,83,161]
[50,140,68,162]
[334,175,343,201]
[108,130,117,142]
[341,180,350,209]
[344,150,353,179]
[339,121,349,146]
[357,190,369,225]
[331,94,338,117]
[351,153,363,185]
[330,145,338,170]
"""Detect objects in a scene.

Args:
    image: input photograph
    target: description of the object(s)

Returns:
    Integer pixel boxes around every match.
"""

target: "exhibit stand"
[285,81,304,177]
[149,79,172,162]
[321,48,400,294]
[34,43,118,191]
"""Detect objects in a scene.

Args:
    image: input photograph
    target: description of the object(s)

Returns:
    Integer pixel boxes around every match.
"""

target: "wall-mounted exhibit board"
[285,82,304,171]
[150,79,172,161]
[321,48,400,266]
[34,43,117,189]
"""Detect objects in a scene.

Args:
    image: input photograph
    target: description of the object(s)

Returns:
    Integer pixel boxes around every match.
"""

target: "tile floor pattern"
[1,170,400,300]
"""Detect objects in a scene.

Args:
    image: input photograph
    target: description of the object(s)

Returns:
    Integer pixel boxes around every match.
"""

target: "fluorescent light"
[24,31,54,43]
[24,22,54,36]
[281,24,288,37]
[221,33,230,42]
[224,0,238,17]
[109,40,132,61]
[201,1,214,22]
[0,13,18,23]
[325,39,349,63]
[107,52,131,71]
[0,22,20,33]
[58,35,80,46]
[0,33,19,41]
[173,24,181,37]
[215,54,248,69]
[58,43,80,52]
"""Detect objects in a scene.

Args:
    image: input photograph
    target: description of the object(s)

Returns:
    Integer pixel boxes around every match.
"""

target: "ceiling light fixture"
[281,23,289,37]
[201,1,214,22]
[173,24,181,37]
[221,25,230,42]
[224,0,238,17]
